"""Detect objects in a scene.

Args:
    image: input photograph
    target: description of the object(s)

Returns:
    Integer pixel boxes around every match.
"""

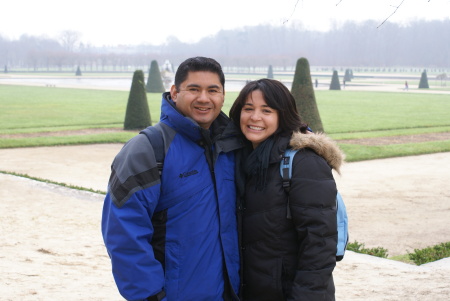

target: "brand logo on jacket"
[179,170,199,178]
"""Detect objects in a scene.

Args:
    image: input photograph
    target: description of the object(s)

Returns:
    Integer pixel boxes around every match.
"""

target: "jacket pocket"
[243,257,285,301]
[275,258,286,300]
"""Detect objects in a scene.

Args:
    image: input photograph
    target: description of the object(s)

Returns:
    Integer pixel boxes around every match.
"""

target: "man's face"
[170,71,225,129]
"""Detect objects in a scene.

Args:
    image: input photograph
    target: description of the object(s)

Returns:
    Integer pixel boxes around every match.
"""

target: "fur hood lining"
[289,132,345,174]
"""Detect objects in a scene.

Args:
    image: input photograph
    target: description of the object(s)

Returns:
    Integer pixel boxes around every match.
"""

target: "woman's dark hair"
[229,78,308,137]
[174,57,225,91]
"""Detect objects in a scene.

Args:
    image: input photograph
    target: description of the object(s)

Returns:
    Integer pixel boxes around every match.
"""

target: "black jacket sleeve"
[288,148,337,300]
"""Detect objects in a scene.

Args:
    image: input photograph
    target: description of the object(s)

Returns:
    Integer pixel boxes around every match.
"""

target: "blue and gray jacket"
[102,92,242,301]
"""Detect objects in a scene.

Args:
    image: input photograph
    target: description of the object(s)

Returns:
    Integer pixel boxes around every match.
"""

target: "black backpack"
[140,125,165,175]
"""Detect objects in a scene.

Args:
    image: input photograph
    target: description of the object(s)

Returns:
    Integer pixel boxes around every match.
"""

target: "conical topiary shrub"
[124,70,152,130]
[291,57,324,133]
[75,66,82,76]
[418,69,429,89]
[267,65,273,79]
[146,60,165,93]
[344,69,351,82]
[329,70,341,90]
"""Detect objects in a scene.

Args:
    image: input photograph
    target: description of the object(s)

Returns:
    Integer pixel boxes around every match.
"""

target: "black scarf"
[236,137,275,194]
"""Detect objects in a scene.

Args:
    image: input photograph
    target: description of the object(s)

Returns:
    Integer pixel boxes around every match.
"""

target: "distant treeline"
[1,19,449,71]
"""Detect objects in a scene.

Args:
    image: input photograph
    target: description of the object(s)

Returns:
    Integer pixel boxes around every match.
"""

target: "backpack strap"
[280,148,299,219]
[336,191,349,261]
[139,124,165,175]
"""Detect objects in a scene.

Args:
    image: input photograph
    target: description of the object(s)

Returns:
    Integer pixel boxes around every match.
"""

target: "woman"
[229,79,344,300]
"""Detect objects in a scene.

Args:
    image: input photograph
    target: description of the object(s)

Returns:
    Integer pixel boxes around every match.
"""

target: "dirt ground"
[2,74,450,299]
[0,142,450,300]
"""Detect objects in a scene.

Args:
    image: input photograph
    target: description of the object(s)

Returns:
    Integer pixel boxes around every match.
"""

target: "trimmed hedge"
[146,60,165,93]
[267,65,273,79]
[329,70,341,90]
[124,70,151,130]
[418,69,429,89]
[291,57,324,133]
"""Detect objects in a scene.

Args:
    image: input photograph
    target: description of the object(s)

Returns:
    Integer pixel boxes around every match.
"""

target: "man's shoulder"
[108,133,161,208]
[118,133,151,157]
[111,133,158,174]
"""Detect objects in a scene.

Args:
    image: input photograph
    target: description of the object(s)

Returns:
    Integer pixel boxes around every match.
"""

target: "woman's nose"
[250,110,261,120]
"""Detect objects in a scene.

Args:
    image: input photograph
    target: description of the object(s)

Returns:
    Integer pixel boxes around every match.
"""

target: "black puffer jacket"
[240,132,344,301]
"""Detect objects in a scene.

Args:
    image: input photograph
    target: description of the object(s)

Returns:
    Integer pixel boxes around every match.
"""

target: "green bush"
[329,70,341,90]
[408,242,450,265]
[344,69,351,82]
[291,57,324,133]
[124,70,151,130]
[267,65,273,79]
[418,69,429,89]
[347,241,389,258]
[146,60,165,93]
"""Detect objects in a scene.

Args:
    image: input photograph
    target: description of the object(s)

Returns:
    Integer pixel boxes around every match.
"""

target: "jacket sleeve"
[101,135,166,300]
[288,149,337,300]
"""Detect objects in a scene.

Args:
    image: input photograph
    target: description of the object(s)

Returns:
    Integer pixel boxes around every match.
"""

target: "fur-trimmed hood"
[289,132,345,174]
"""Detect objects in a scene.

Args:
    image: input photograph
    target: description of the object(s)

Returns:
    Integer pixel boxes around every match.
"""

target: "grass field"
[1,84,449,161]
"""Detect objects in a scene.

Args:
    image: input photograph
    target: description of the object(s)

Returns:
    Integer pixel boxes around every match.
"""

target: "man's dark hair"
[229,78,308,137]
[174,57,225,91]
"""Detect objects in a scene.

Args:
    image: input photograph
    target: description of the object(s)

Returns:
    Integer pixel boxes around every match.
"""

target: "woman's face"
[240,90,279,149]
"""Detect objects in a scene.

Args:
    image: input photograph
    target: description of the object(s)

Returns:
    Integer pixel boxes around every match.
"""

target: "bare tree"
[377,0,406,28]
[59,30,81,52]
[334,0,407,28]
[1,18,449,71]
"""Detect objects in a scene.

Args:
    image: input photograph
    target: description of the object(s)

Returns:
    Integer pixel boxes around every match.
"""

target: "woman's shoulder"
[289,131,345,174]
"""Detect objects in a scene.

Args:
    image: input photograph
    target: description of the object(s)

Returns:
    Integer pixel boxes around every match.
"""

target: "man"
[102,57,242,301]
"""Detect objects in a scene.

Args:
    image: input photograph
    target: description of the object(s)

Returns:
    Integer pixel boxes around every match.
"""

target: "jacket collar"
[160,92,243,152]
[289,132,345,174]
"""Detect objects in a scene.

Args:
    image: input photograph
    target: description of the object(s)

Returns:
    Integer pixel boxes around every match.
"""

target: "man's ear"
[170,85,177,102]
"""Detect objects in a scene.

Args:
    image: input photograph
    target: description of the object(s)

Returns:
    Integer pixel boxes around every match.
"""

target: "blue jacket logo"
[179,170,199,178]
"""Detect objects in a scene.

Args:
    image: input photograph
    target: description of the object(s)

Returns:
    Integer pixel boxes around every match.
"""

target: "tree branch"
[283,0,301,24]
[377,0,406,28]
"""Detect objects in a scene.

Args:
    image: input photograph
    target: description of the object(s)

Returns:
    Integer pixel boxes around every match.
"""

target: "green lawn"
[0,86,129,132]
[1,85,449,161]
[317,91,450,135]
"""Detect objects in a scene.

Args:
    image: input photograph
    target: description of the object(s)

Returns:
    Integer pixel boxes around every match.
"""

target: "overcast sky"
[2,0,450,46]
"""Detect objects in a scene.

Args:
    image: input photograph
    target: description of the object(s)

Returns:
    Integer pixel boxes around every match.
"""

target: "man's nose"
[197,89,210,101]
